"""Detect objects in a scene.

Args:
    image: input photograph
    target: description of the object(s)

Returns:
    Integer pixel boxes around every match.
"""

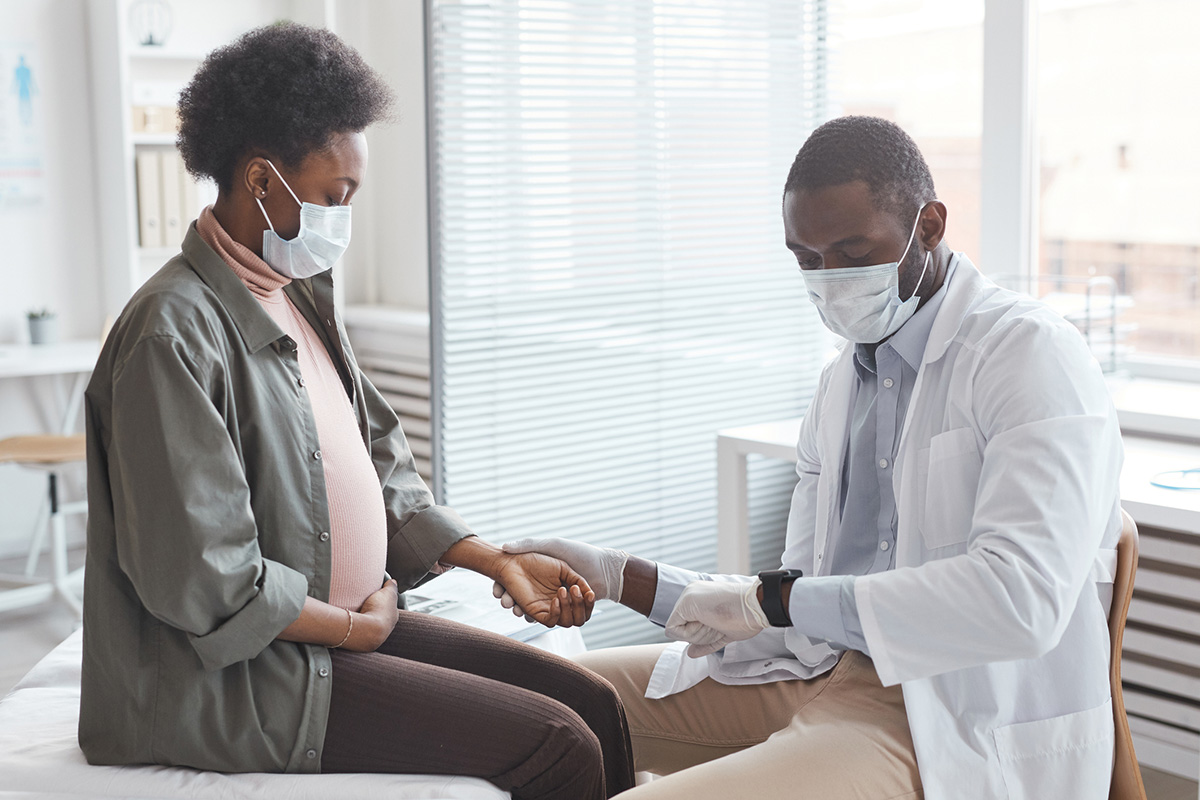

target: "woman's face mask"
[799,206,930,344]
[255,159,352,280]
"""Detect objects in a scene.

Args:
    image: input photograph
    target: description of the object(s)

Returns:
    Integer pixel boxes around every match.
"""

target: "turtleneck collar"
[196,205,291,302]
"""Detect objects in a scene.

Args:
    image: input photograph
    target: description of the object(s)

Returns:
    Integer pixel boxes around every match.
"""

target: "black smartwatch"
[757,569,805,627]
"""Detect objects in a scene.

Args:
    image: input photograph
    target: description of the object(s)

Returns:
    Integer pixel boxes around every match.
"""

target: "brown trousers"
[575,645,922,799]
[322,611,636,800]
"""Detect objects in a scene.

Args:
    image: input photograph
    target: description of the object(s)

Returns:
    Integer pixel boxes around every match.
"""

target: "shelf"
[126,47,206,62]
[131,132,178,146]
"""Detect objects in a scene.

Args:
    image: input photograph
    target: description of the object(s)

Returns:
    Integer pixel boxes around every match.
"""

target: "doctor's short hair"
[784,116,937,226]
[177,22,394,193]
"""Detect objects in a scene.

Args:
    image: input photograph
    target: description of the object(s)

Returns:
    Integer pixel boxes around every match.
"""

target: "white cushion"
[0,630,509,799]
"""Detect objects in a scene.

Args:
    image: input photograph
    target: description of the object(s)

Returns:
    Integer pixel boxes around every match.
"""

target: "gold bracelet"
[332,608,353,649]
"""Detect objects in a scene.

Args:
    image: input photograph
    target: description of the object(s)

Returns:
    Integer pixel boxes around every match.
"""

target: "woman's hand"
[494,552,596,628]
[440,535,595,627]
[341,579,400,652]
[276,578,399,652]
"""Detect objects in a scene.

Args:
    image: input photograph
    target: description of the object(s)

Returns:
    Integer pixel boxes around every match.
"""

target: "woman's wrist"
[441,535,509,580]
[331,608,354,648]
[345,611,372,651]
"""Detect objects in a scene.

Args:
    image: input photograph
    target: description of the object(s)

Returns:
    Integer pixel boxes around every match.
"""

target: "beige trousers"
[573,645,922,800]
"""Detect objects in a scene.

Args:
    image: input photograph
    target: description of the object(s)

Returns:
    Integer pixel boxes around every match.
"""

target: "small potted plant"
[26,308,58,345]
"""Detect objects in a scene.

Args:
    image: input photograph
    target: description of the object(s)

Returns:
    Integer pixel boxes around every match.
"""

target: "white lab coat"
[792,254,1123,798]
[646,254,1122,797]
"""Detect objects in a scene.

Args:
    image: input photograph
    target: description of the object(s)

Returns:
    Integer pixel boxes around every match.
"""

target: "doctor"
[498,116,1124,798]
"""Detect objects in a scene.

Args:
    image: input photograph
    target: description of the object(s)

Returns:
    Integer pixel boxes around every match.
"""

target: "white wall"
[0,0,103,343]
[336,0,431,311]
[0,0,102,556]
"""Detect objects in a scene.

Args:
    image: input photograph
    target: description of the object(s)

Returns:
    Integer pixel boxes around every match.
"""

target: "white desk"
[0,341,101,616]
[716,418,801,573]
[0,340,101,435]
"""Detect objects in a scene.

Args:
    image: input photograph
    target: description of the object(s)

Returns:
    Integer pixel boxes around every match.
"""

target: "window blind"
[428,0,831,647]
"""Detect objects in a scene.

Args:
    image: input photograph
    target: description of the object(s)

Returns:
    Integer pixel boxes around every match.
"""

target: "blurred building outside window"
[1038,0,1200,369]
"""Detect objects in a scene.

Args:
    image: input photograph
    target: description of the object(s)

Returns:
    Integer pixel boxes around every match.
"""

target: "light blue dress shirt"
[650,260,956,656]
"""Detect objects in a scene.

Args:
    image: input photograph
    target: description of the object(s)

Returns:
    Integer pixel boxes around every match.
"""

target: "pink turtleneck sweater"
[197,207,387,611]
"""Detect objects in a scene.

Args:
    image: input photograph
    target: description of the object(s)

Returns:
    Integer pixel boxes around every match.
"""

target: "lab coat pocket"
[920,427,981,550]
[992,699,1114,800]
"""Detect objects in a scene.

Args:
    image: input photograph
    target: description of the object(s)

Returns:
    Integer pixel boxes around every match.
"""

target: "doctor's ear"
[917,201,947,251]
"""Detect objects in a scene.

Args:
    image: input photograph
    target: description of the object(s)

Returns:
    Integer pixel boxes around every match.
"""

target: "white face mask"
[255,160,352,280]
[799,207,930,343]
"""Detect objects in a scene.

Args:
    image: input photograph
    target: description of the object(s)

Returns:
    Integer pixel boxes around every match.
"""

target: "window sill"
[1108,376,1200,442]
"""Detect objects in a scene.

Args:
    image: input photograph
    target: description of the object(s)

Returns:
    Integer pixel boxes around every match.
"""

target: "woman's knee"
[510,710,605,800]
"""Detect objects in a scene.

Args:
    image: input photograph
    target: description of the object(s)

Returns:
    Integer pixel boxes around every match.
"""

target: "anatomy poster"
[0,42,44,207]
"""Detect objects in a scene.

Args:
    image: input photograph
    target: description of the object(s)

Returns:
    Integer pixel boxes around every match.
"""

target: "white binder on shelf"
[135,149,163,249]
[158,150,184,248]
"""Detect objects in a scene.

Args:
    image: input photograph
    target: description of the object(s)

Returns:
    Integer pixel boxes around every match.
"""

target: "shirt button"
[880,541,891,551]
[298,377,307,388]
[883,377,894,389]
[878,458,889,469]
[306,749,317,759]
[319,531,330,542]
[314,450,322,461]
[326,318,333,327]
[318,667,329,678]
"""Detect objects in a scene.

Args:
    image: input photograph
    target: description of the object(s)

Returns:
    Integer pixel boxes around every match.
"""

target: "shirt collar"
[854,256,959,375]
[181,223,285,354]
[887,256,958,371]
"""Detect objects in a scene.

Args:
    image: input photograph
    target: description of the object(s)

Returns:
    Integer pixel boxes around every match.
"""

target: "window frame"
[983,0,1200,427]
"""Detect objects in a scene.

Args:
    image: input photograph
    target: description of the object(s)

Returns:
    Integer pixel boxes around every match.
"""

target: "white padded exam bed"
[0,628,510,799]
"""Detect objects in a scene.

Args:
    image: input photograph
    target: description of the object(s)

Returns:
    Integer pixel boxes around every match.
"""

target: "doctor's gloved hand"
[492,538,628,621]
[664,580,769,658]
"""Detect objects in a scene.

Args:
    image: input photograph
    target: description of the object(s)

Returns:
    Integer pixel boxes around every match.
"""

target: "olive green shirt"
[79,224,472,773]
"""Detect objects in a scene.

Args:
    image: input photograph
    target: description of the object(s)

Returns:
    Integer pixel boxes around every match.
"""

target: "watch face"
[759,569,802,580]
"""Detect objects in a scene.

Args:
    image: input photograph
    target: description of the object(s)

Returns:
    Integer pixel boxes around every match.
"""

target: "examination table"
[0,623,582,799]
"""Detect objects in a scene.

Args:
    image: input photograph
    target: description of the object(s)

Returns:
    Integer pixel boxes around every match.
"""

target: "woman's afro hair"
[177,22,394,192]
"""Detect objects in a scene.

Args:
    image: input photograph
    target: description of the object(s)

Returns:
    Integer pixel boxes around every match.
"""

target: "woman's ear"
[243,157,272,201]
[919,200,948,251]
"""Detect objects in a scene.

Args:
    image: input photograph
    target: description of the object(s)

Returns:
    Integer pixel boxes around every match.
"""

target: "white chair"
[0,433,87,617]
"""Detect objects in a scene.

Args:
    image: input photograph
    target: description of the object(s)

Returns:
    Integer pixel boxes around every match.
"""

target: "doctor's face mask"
[783,181,935,344]
[798,206,930,343]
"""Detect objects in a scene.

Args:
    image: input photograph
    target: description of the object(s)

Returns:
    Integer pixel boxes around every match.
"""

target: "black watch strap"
[757,569,805,627]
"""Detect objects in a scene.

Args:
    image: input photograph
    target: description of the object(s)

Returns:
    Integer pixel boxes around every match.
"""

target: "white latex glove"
[664,579,769,658]
[492,538,628,619]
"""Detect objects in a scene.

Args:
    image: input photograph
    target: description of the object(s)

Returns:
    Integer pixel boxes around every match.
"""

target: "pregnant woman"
[79,23,634,800]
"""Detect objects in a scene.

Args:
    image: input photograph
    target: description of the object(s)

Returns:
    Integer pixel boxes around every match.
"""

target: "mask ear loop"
[253,159,304,233]
[263,159,303,207]
[907,251,930,303]
[254,195,276,233]
[901,204,932,302]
